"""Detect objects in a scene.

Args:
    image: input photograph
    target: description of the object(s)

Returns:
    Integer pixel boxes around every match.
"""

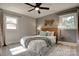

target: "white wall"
[3,10,36,45]
[37,14,59,28]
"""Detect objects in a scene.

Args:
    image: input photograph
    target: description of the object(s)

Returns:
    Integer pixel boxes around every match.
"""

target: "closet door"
[4,15,19,45]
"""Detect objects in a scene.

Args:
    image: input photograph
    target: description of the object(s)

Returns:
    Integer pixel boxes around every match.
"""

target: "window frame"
[5,15,18,30]
[59,13,77,29]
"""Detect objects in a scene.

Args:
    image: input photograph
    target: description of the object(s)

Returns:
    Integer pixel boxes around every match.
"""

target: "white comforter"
[20,35,56,48]
[20,35,56,56]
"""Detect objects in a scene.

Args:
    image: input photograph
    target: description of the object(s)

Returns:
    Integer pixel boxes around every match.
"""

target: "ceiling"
[0,3,78,18]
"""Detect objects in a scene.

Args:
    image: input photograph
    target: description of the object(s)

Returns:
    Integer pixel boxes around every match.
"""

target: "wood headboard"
[41,28,58,44]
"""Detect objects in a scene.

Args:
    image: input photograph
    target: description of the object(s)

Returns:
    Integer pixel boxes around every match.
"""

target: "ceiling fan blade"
[38,10,41,14]
[40,7,49,10]
[25,3,35,7]
[36,3,42,7]
[28,9,34,12]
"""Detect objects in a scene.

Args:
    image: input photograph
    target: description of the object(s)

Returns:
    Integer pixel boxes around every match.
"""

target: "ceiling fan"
[25,3,50,14]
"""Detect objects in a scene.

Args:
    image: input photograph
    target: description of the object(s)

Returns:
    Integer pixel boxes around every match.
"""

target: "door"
[4,14,19,45]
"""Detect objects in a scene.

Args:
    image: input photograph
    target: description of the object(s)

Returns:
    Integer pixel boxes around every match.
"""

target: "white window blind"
[6,16,18,29]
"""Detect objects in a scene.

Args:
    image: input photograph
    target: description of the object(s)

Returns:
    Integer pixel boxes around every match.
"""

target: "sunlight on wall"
[9,46,27,55]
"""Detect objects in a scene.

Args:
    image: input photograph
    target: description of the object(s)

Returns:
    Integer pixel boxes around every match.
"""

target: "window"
[6,16,18,29]
[58,13,77,29]
[62,16,75,29]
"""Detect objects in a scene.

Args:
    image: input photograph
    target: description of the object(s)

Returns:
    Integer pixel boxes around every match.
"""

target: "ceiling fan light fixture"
[25,3,49,14]
[35,7,39,10]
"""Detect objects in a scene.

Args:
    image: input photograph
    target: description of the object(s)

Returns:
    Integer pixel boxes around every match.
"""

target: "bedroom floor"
[0,41,78,56]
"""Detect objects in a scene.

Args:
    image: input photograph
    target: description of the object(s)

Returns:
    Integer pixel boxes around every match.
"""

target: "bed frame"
[41,28,58,44]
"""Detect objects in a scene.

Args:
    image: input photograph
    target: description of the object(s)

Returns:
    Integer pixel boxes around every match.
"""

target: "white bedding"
[20,35,56,56]
[20,35,56,48]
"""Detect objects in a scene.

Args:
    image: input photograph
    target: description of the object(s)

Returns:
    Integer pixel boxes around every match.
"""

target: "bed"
[20,35,56,56]
[20,35,56,48]
[20,29,58,56]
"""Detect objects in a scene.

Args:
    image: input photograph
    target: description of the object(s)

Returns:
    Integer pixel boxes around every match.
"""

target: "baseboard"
[2,42,20,47]
[58,41,77,46]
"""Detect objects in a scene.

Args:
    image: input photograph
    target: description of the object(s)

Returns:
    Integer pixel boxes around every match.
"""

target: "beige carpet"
[0,42,77,56]
[47,43,77,56]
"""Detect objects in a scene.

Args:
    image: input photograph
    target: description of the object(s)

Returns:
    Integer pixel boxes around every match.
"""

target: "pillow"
[40,31,47,36]
[51,32,54,36]
[46,31,54,36]
[47,31,52,36]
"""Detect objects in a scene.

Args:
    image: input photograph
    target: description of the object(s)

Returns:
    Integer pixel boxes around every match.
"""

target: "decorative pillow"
[46,31,54,36]
[40,31,47,36]
[51,32,54,36]
[47,31,52,36]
